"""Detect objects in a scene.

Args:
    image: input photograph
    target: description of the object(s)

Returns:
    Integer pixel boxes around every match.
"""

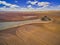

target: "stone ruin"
[41,16,51,21]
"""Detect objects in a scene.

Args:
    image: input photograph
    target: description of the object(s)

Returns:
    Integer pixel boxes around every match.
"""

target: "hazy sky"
[0,0,60,11]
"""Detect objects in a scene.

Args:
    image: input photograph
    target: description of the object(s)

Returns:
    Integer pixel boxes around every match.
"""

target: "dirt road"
[0,18,52,30]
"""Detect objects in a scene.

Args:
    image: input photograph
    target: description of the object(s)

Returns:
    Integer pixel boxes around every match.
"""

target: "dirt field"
[0,11,60,45]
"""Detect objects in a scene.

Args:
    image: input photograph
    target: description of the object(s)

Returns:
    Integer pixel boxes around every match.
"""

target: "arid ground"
[0,11,60,45]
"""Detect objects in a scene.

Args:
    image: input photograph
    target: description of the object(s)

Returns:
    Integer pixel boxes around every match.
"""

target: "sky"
[0,0,60,11]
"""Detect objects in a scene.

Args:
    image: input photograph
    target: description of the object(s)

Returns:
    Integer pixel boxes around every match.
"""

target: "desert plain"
[0,11,60,45]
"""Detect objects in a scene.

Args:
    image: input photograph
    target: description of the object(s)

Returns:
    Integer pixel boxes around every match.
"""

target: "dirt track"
[0,18,52,30]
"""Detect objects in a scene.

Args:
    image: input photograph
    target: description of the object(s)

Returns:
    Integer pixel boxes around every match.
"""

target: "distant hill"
[0,11,60,22]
